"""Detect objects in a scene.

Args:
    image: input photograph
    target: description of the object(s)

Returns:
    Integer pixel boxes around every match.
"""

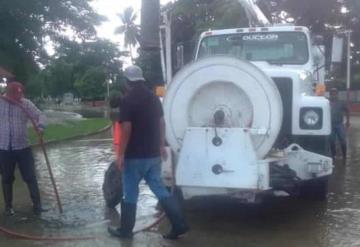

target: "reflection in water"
[36,138,158,228]
[0,134,159,246]
[36,139,115,228]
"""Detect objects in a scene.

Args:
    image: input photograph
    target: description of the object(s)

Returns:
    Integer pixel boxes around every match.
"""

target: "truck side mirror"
[312,45,325,66]
[331,35,344,63]
[176,44,184,69]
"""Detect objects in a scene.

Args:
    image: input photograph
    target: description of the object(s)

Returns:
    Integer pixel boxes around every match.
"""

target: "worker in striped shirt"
[0,81,46,216]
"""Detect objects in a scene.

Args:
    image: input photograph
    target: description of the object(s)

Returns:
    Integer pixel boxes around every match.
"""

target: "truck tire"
[293,135,331,157]
[164,56,283,159]
[299,176,329,201]
[294,136,330,200]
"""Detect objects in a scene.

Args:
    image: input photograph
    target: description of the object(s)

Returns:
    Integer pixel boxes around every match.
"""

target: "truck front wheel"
[299,176,329,200]
[293,136,331,200]
[292,135,331,157]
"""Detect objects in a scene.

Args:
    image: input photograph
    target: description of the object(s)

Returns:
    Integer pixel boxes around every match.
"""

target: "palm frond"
[124,6,135,24]
[114,25,127,34]
[117,13,126,24]
[130,12,138,23]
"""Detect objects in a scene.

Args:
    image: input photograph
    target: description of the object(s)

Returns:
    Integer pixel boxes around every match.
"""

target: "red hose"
[0,212,166,241]
[134,213,166,234]
[0,225,95,241]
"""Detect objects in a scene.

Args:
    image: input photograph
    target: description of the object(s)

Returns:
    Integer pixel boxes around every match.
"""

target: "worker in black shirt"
[108,65,188,240]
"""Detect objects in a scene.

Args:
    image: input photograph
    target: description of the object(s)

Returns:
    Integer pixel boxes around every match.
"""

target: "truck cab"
[196,26,325,86]
[193,26,330,147]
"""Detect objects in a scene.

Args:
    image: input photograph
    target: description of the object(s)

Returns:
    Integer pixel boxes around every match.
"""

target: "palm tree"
[115,6,140,61]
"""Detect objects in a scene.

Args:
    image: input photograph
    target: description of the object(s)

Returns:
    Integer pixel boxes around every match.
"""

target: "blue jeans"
[122,157,170,204]
[0,147,41,208]
[330,123,347,157]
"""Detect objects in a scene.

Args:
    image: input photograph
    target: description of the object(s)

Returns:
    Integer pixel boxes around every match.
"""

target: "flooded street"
[1,117,360,246]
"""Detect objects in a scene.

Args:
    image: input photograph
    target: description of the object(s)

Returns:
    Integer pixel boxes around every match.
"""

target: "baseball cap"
[123,65,145,82]
[6,82,24,101]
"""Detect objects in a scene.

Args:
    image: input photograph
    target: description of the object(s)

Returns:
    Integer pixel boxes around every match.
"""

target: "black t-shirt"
[119,85,163,158]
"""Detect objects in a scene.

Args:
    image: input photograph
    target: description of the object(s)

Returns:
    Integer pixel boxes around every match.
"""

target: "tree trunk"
[139,0,164,87]
[140,0,160,49]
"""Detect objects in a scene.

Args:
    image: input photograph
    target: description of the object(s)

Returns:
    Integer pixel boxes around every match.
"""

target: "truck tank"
[163,56,283,159]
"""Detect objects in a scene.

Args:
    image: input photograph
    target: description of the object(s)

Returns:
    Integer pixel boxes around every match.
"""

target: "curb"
[31,124,112,147]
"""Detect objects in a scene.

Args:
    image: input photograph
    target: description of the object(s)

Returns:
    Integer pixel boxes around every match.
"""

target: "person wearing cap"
[0,81,47,216]
[108,65,188,240]
[329,88,350,160]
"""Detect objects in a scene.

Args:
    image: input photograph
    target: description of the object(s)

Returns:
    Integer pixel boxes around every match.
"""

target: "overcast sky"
[92,0,172,45]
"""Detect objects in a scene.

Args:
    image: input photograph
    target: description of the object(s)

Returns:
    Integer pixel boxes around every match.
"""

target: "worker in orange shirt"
[113,121,122,159]
[103,96,123,208]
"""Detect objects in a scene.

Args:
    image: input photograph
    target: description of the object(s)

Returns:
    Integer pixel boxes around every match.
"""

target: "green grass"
[28,118,111,145]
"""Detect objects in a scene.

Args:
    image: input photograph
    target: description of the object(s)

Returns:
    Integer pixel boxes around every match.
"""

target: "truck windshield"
[198,32,309,65]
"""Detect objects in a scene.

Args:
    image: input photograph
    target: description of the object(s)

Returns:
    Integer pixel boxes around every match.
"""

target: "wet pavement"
[1,117,360,246]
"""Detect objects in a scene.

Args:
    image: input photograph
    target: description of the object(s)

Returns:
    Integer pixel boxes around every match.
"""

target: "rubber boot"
[108,201,136,239]
[160,196,189,240]
[26,180,45,215]
[2,183,14,216]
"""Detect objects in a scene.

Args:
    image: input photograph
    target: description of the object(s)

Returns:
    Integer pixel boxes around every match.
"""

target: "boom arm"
[237,0,271,27]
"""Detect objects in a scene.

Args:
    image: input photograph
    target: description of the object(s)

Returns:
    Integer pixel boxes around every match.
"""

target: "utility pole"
[105,79,112,119]
[140,0,164,89]
[163,12,172,83]
[346,30,352,106]
[107,79,112,100]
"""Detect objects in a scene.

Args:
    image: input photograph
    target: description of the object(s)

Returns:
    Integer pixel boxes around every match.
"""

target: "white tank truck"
[160,0,333,202]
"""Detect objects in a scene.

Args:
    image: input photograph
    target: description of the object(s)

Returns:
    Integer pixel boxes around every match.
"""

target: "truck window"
[198,32,309,65]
